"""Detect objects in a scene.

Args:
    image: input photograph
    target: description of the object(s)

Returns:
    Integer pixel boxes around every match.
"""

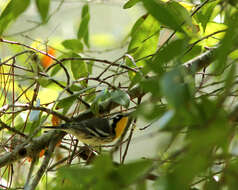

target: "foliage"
[1,0,238,189]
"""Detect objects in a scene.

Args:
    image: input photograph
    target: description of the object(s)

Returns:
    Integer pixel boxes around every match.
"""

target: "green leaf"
[142,0,182,31]
[77,4,90,47]
[126,14,160,84]
[214,12,238,73]
[130,15,145,36]
[70,54,88,80]
[56,154,152,189]
[57,167,91,189]
[194,1,218,32]
[117,159,153,186]
[136,180,146,190]
[49,64,61,77]
[182,45,202,63]
[161,68,191,109]
[140,76,161,97]
[35,0,50,23]
[129,71,144,89]
[135,102,166,121]
[228,0,238,6]
[69,84,82,91]
[91,89,110,115]
[127,15,160,66]
[37,77,52,87]
[150,39,187,74]
[56,86,96,114]
[0,0,30,35]
[87,60,94,75]
[220,64,236,101]
[123,0,140,9]
[56,95,77,114]
[225,160,238,190]
[62,39,84,52]
[84,87,96,102]
[167,0,193,28]
[93,154,114,174]
[110,90,130,108]
[83,27,90,48]
[49,54,71,77]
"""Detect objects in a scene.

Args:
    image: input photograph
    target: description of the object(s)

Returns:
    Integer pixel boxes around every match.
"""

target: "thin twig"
[24,158,37,188]
[0,103,70,122]
[121,122,135,164]
[0,38,70,86]
[26,138,58,190]
[68,140,79,164]
[47,157,68,171]
[0,120,27,138]
[55,57,139,73]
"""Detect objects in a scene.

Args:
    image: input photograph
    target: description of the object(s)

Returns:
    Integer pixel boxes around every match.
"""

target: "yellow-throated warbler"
[43,115,129,145]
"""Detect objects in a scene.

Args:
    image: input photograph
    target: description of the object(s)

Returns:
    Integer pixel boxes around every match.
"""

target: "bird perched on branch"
[43,114,129,145]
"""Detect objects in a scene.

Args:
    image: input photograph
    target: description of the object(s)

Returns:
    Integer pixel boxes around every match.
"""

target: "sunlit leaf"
[194,1,218,32]
[62,39,84,52]
[142,0,182,31]
[127,15,160,66]
[0,0,30,34]
[127,14,160,84]
[70,54,88,81]
[213,12,238,73]
[77,4,90,47]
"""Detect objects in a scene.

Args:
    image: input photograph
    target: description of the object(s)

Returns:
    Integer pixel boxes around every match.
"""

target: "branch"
[0,103,70,122]
[49,57,139,74]
[184,48,216,72]
[0,38,70,86]
[0,120,27,138]
[1,51,90,108]
[0,130,65,168]
[0,48,216,169]
[26,137,59,190]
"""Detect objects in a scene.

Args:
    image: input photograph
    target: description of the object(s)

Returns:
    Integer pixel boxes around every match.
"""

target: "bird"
[43,114,129,145]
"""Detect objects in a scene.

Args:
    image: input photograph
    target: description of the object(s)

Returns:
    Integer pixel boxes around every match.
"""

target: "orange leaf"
[39,149,46,157]
[27,157,32,162]
[41,48,55,68]
[52,115,61,126]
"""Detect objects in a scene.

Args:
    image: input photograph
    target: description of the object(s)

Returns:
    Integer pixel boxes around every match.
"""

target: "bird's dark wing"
[69,118,114,138]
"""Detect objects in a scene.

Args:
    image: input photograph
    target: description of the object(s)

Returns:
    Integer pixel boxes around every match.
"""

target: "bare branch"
[0,130,65,168]
[0,120,27,138]
[0,38,70,86]
[0,103,70,122]
[26,137,59,190]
